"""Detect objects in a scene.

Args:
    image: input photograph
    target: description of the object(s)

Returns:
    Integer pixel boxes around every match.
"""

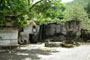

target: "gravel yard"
[0,44,90,60]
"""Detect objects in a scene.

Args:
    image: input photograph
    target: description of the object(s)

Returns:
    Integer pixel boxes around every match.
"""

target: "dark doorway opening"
[29,34,34,43]
[29,34,38,43]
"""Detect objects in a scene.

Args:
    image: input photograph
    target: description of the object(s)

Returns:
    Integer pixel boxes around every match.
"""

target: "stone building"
[20,20,81,44]
[39,20,81,42]
[20,24,40,44]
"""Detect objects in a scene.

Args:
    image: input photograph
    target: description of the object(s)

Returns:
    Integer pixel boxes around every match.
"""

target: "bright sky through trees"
[61,0,74,3]
[34,0,74,3]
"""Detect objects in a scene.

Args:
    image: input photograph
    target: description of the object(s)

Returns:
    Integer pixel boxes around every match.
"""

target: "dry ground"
[0,44,90,60]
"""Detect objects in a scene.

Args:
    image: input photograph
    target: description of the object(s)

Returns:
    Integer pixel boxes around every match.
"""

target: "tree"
[0,0,30,27]
[87,0,90,18]
[0,0,66,27]
[66,0,88,8]
[62,5,88,23]
[63,3,90,30]
[81,0,90,30]
[29,0,66,25]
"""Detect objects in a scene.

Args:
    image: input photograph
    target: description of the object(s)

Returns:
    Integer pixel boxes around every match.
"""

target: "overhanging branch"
[29,0,43,11]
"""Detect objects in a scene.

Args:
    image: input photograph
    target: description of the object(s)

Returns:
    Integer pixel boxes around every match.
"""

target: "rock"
[62,44,73,48]
[45,39,63,47]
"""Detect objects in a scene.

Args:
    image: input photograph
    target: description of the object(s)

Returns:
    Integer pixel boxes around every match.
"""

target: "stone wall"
[62,21,81,35]
[41,21,81,42]
[43,23,62,36]
[20,20,81,43]
[0,29,18,46]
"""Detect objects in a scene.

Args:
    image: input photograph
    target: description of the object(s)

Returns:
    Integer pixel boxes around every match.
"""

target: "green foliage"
[0,0,66,26]
[82,0,90,30]
[66,0,89,8]
[66,0,90,30]
[81,19,90,30]
[74,42,80,46]
[30,0,66,25]
[0,20,7,26]
[0,36,2,40]
[87,1,90,17]
[0,0,30,16]
[0,0,30,27]
[62,5,88,23]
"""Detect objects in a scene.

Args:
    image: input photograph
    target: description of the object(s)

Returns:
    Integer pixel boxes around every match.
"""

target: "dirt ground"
[0,43,90,60]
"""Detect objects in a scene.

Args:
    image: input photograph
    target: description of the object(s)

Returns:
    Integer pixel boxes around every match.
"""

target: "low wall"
[0,29,18,46]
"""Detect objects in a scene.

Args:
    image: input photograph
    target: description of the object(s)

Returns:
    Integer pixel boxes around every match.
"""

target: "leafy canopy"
[29,0,66,25]
[0,0,66,27]
[0,0,30,27]
[66,0,90,30]
[62,5,88,23]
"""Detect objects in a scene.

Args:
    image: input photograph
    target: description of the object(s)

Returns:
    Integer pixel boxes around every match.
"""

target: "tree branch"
[28,0,30,5]
[29,0,43,11]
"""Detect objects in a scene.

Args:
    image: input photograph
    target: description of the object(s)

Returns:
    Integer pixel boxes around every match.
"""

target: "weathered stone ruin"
[20,20,82,44]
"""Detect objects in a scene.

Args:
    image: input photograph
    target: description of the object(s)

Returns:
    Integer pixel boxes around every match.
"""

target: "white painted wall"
[0,30,18,39]
[21,24,40,42]
[0,30,18,46]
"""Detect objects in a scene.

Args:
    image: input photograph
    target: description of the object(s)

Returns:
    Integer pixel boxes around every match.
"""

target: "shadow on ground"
[0,49,59,60]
